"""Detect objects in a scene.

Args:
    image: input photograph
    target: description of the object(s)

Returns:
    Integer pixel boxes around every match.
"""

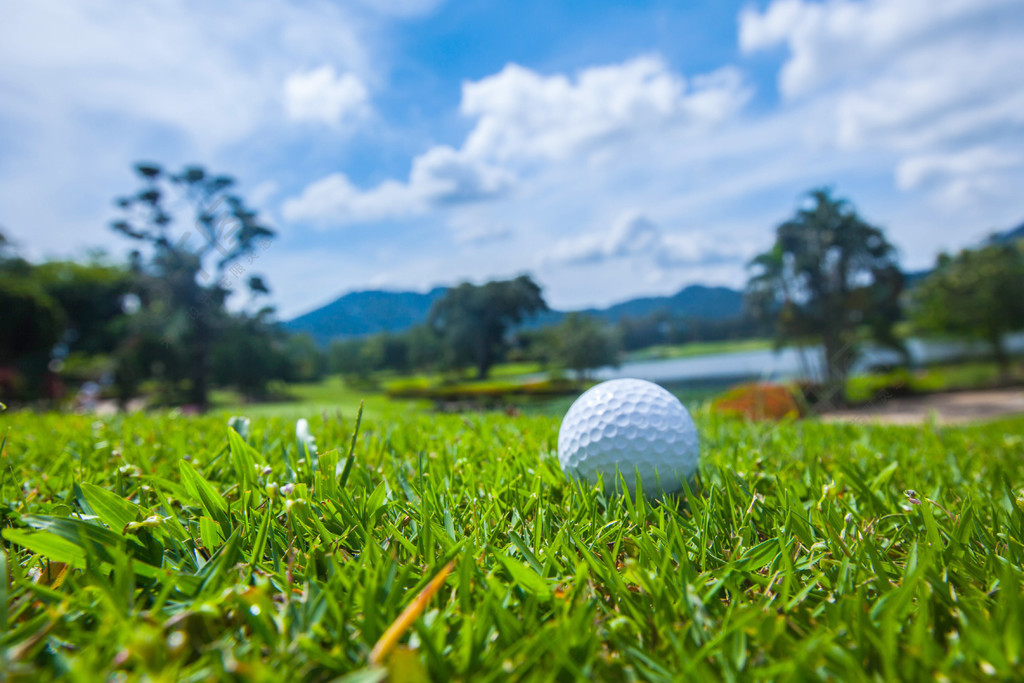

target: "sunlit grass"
[626,338,773,361]
[846,359,1024,403]
[2,407,1023,679]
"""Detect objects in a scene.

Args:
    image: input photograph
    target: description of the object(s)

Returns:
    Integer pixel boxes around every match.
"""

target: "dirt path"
[821,388,1024,425]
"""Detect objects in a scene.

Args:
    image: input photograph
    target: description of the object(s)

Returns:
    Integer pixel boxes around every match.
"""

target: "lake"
[594,333,1024,385]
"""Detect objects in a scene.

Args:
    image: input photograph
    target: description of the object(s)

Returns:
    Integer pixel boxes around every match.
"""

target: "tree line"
[3,168,1023,410]
[2,164,304,409]
[746,188,1024,403]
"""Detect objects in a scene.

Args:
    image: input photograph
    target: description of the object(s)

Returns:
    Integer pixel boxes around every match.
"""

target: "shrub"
[712,383,802,420]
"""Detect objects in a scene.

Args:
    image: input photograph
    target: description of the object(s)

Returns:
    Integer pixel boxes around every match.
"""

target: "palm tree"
[746,189,904,405]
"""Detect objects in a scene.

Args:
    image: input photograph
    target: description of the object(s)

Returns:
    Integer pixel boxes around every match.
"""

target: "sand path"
[821,388,1024,425]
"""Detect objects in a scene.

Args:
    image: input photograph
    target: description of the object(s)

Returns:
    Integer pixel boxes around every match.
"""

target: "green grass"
[211,376,423,421]
[3,407,1023,680]
[378,361,546,390]
[627,338,773,361]
[846,360,1023,404]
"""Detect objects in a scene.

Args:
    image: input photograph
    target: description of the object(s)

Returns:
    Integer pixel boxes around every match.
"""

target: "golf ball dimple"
[557,378,699,495]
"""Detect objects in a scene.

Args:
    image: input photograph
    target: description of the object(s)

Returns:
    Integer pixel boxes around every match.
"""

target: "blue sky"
[2,0,1023,318]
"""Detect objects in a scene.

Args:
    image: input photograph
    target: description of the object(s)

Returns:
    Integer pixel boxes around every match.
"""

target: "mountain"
[285,284,745,344]
[285,287,447,345]
[288,217,1024,344]
[987,220,1024,245]
[903,218,1024,290]
[582,285,744,323]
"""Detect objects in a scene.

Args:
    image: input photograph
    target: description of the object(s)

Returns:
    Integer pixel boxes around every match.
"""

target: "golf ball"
[557,378,699,495]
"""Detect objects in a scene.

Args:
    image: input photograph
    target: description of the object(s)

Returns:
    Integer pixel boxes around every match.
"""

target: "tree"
[111,163,275,410]
[617,312,671,351]
[284,333,326,383]
[327,339,365,376]
[212,309,292,400]
[0,232,65,402]
[34,260,134,356]
[0,276,64,371]
[911,244,1024,378]
[550,313,621,380]
[406,324,442,371]
[428,275,548,379]
[746,189,903,401]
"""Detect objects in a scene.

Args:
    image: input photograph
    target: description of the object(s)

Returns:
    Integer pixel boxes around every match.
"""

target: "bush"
[385,377,580,402]
[712,383,802,420]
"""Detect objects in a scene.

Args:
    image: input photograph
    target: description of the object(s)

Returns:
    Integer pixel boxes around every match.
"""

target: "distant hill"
[987,220,1024,245]
[285,283,745,344]
[903,218,1024,289]
[902,269,932,289]
[285,287,447,345]
[582,285,744,323]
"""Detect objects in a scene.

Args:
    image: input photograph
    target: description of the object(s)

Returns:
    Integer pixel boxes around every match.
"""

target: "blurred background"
[2,0,1023,420]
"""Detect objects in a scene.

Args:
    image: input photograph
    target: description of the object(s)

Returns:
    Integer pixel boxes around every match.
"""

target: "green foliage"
[627,338,773,361]
[327,338,367,377]
[0,238,64,400]
[1,409,1024,679]
[547,313,621,379]
[284,333,328,383]
[428,275,548,379]
[211,310,293,400]
[326,328,439,380]
[384,376,581,403]
[33,260,134,356]
[747,189,904,398]
[616,310,769,352]
[0,274,64,368]
[0,244,140,402]
[359,334,410,375]
[404,324,441,372]
[112,162,276,409]
[843,361,1017,404]
[911,244,1024,375]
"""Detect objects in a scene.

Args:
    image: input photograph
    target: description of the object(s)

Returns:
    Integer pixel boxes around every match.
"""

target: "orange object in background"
[712,383,802,421]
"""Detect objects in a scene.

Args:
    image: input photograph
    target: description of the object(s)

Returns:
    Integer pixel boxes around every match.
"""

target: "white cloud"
[409,146,514,204]
[896,147,1022,191]
[450,223,514,245]
[0,0,377,257]
[283,56,749,226]
[741,0,1024,203]
[0,1,373,152]
[282,146,513,224]
[284,65,369,126]
[461,57,749,163]
[282,173,410,224]
[548,213,659,265]
[248,180,281,209]
[739,0,1016,98]
[547,212,754,269]
[5,0,1024,319]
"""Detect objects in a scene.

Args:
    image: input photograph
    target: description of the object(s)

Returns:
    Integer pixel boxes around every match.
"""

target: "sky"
[1,0,1023,319]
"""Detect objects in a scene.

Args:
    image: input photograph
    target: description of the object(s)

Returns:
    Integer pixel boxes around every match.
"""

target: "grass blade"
[369,561,453,665]
[338,400,364,489]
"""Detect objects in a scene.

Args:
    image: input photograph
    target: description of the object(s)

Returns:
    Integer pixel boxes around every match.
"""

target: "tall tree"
[0,233,64,402]
[406,324,442,371]
[428,275,548,379]
[746,189,903,402]
[34,260,134,356]
[0,275,63,374]
[550,313,621,380]
[111,163,274,410]
[911,243,1024,378]
[211,308,292,400]
[284,333,327,383]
